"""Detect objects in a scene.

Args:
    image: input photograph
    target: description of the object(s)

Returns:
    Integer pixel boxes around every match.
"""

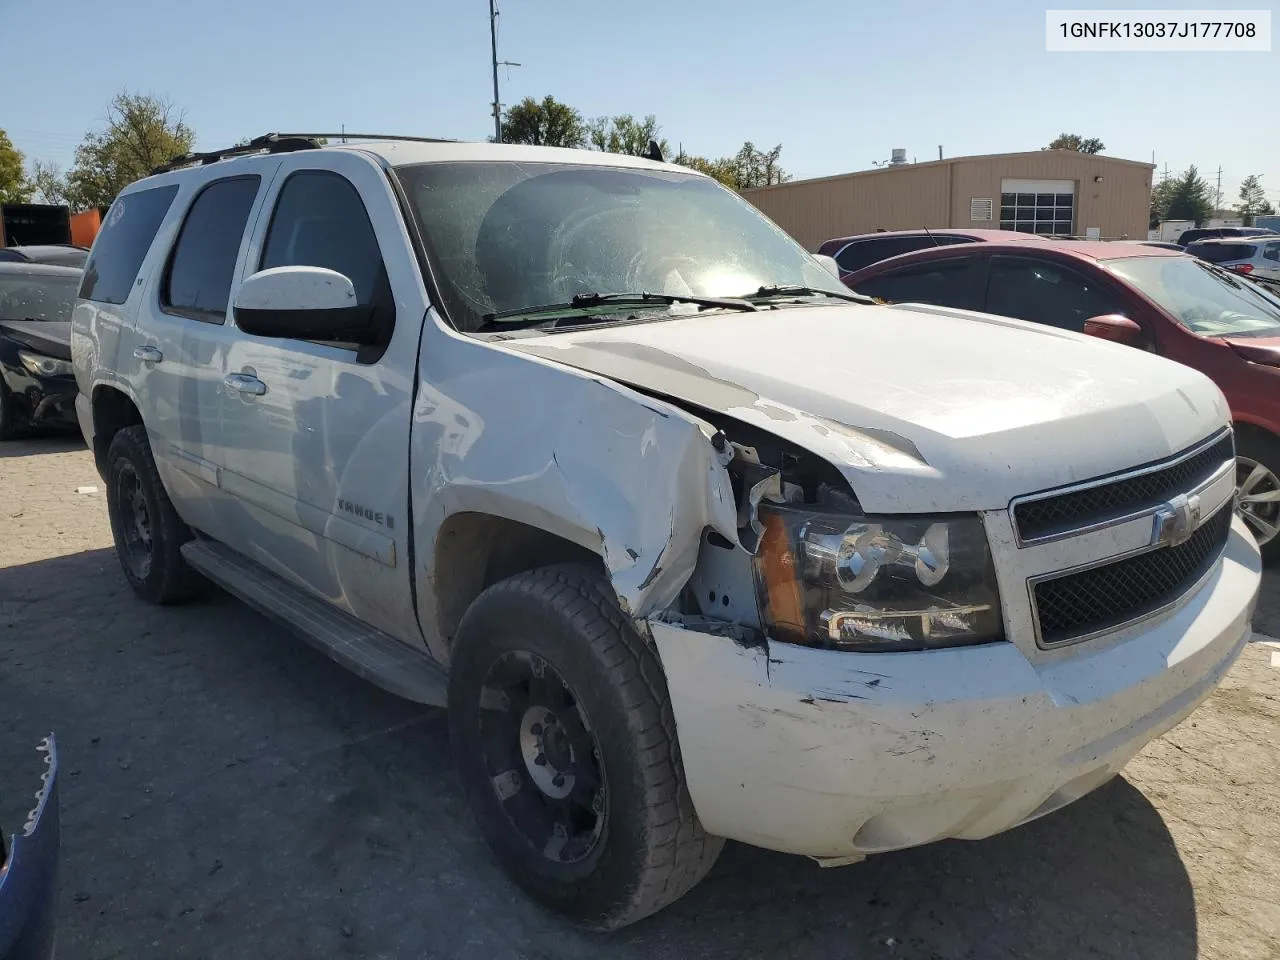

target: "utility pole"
[489,0,502,142]
[1215,166,1223,214]
[938,145,943,161]
[488,0,521,143]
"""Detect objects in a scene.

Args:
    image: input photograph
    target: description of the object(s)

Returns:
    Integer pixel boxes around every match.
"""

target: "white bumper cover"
[652,520,1260,858]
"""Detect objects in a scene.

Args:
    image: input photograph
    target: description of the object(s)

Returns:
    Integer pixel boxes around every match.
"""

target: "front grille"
[1033,503,1233,646]
[1014,432,1234,542]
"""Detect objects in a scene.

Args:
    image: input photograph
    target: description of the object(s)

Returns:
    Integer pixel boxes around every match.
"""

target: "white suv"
[71,133,1261,929]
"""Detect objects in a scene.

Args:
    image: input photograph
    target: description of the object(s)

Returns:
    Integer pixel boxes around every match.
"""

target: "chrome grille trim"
[1009,427,1235,547]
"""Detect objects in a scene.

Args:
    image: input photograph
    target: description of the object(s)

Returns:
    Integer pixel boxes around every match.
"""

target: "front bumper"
[652,520,1260,859]
[0,736,60,960]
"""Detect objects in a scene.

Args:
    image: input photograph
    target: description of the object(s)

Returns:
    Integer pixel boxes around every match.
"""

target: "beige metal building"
[743,150,1155,251]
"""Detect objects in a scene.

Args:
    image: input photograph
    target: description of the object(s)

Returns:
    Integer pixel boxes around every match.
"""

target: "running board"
[180,539,448,706]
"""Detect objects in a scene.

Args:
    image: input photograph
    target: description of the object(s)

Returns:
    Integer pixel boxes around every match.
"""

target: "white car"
[1185,235,1280,282]
[71,133,1261,929]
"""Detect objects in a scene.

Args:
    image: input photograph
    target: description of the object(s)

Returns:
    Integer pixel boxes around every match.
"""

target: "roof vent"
[890,148,907,165]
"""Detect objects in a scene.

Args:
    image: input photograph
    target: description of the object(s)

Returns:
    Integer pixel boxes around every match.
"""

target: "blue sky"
[4,0,1277,206]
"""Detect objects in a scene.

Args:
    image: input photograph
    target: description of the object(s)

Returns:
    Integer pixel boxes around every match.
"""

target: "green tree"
[66,91,195,210]
[1161,165,1214,225]
[1237,174,1275,226]
[731,141,789,189]
[1149,175,1176,229]
[1047,133,1106,154]
[499,96,585,148]
[586,114,668,157]
[0,129,33,204]
[28,160,70,207]
[674,153,739,188]
[674,141,790,191]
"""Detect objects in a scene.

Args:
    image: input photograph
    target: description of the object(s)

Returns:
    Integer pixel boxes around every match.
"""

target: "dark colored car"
[0,263,81,440]
[1176,226,1275,247]
[843,241,1280,561]
[0,246,90,268]
[0,736,60,960]
[816,228,1048,278]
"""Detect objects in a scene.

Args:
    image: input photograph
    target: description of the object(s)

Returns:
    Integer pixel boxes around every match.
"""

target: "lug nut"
[530,723,543,736]
[552,774,565,788]
[534,754,547,766]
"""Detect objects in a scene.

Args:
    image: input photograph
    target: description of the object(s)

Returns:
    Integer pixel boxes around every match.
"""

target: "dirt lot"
[2,435,1278,960]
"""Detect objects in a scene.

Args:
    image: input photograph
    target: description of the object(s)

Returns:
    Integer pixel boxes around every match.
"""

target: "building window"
[1000,190,1074,236]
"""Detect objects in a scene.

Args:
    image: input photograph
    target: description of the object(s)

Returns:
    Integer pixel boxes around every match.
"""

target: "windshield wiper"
[480,291,757,329]
[746,284,872,304]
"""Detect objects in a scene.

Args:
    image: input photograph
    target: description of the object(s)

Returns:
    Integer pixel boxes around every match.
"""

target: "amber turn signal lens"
[759,511,807,644]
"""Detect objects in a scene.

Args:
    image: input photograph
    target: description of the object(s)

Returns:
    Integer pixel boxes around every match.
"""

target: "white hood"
[507,302,1231,512]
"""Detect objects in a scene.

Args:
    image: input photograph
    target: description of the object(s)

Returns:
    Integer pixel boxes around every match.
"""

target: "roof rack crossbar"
[151,132,458,176]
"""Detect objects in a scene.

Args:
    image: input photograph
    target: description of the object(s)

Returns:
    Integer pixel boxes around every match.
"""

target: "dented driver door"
[211,150,430,645]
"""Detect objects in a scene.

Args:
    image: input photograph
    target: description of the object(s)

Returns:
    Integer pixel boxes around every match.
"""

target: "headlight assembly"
[755,504,1004,652]
[18,351,74,378]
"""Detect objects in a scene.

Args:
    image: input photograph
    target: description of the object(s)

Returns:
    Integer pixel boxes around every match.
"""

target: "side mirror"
[233,266,376,343]
[1083,313,1146,347]
[813,253,842,280]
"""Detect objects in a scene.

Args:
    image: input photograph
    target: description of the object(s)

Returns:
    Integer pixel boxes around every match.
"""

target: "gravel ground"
[1,435,1278,960]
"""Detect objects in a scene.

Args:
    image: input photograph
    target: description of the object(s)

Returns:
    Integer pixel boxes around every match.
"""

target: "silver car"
[1186,235,1280,281]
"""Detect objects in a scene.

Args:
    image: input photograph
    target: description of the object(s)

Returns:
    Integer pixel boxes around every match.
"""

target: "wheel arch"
[431,510,607,659]
[89,383,145,479]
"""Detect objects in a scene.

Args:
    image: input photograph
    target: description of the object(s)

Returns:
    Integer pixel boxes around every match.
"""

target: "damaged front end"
[646,405,1002,665]
[0,735,59,960]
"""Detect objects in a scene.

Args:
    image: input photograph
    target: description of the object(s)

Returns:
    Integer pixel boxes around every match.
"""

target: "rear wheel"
[448,564,722,930]
[105,425,200,603]
[1235,431,1280,565]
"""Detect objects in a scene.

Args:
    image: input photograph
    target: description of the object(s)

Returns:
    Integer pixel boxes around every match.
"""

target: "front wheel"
[0,380,18,440]
[1235,431,1280,565]
[448,564,723,930]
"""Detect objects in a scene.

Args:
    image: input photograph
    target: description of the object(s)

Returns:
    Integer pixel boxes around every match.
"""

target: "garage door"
[1000,179,1074,236]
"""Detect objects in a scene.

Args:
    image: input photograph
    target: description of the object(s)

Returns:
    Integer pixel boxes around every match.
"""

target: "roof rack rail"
[151,132,458,176]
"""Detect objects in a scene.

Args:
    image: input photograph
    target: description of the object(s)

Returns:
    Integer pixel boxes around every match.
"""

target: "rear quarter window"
[79,184,180,305]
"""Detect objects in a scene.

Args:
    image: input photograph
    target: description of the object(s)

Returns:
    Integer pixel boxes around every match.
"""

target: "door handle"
[224,373,268,397]
[133,345,163,364]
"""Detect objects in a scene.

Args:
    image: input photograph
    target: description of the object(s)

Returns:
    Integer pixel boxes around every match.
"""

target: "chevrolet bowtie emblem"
[1151,492,1202,548]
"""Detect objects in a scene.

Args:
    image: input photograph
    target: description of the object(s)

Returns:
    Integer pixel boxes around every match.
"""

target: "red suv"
[843,241,1280,561]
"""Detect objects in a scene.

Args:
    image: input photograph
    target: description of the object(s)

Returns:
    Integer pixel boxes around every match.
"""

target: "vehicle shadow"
[0,434,86,459]
[0,548,1197,960]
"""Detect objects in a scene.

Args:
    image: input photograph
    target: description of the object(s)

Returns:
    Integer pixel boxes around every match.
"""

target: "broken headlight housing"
[755,504,1003,651]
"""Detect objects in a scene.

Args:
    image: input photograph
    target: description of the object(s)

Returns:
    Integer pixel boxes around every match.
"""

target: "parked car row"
[826,232,1280,558]
[65,134,1259,929]
[0,262,82,440]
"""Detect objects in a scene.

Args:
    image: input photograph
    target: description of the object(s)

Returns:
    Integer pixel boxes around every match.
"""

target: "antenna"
[922,225,940,247]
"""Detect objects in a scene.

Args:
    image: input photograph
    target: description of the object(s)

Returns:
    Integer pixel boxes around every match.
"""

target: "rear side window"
[853,258,984,311]
[79,185,179,305]
[1189,242,1257,263]
[986,257,1122,332]
[260,171,389,308]
[1265,243,1280,263]
[162,176,261,323]
[835,235,969,273]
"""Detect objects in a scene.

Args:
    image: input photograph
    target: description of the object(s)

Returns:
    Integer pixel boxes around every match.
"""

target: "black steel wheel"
[478,650,607,866]
[105,425,199,603]
[449,564,722,930]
